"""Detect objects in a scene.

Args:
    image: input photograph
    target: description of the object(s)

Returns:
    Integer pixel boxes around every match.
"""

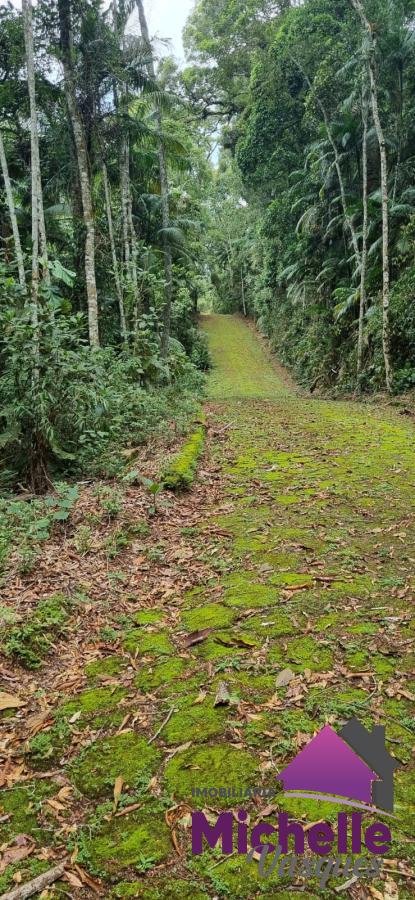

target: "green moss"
[194,853,262,899]
[0,780,54,843]
[3,593,69,669]
[349,621,379,635]
[345,649,369,670]
[224,579,278,610]
[163,699,227,746]
[280,709,317,738]
[134,610,164,626]
[316,612,340,629]
[373,654,398,676]
[229,671,276,703]
[60,686,127,724]
[182,603,236,631]
[393,771,415,836]
[305,686,368,719]
[268,572,313,587]
[285,636,333,672]
[87,806,170,874]
[111,881,208,899]
[123,629,174,656]
[134,658,186,691]
[192,632,247,660]
[85,656,124,680]
[243,712,277,747]
[164,744,257,807]
[70,732,161,798]
[163,424,206,491]
[243,612,295,638]
[27,721,70,769]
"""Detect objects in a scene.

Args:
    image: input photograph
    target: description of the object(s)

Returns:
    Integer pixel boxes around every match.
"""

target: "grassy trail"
[2,315,414,898]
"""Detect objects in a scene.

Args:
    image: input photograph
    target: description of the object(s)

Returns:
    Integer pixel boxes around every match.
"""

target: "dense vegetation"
[185,0,415,394]
[0,0,211,494]
[2,0,415,501]
[2,6,415,898]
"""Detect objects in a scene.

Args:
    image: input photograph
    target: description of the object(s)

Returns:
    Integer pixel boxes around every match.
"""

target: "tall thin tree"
[137,0,172,358]
[102,162,127,341]
[58,0,100,347]
[22,0,41,365]
[351,0,392,391]
[0,129,26,291]
[357,77,369,378]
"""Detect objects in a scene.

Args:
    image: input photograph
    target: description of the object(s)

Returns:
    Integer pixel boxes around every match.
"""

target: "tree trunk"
[137,0,172,358]
[22,0,40,369]
[351,0,392,391]
[22,0,49,292]
[120,135,131,283]
[102,163,127,341]
[357,80,369,379]
[58,0,100,347]
[392,66,403,203]
[0,129,26,291]
[241,267,246,316]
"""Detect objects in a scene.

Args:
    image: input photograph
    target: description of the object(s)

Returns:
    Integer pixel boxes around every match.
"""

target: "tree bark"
[137,0,172,358]
[120,134,131,284]
[22,0,40,370]
[357,79,369,379]
[351,0,392,391]
[58,0,100,347]
[22,0,49,290]
[0,129,26,291]
[102,163,127,341]
[240,267,246,316]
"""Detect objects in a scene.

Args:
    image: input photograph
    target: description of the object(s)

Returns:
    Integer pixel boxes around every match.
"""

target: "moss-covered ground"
[1,315,414,897]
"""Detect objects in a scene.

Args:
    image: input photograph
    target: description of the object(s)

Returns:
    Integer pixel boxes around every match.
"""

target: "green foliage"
[3,593,70,669]
[0,482,78,574]
[184,0,415,393]
[0,288,204,491]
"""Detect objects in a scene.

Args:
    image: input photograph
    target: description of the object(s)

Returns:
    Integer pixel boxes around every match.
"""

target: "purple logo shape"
[277,719,399,813]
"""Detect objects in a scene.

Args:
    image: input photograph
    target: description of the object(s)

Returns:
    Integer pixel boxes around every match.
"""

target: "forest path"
[3,316,414,899]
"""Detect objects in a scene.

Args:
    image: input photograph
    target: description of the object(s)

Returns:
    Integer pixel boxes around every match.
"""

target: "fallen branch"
[0,859,67,900]
[147,706,175,745]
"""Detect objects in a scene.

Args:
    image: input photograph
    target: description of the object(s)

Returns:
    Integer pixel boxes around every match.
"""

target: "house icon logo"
[277,718,399,814]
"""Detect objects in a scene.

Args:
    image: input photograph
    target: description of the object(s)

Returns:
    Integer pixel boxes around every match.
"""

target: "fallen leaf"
[0,837,34,874]
[73,864,103,894]
[275,668,294,688]
[64,870,83,888]
[215,634,256,649]
[0,691,24,711]
[46,798,66,812]
[182,628,212,648]
[113,776,124,811]
[193,690,207,705]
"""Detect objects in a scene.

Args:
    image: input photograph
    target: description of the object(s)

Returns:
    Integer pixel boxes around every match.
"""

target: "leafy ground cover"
[0,315,414,898]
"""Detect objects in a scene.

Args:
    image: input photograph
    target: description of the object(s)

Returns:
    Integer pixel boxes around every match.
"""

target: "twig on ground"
[147,706,175,744]
[0,859,67,900]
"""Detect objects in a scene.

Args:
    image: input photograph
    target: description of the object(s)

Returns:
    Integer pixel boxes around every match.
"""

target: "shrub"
[0,298,204,491]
